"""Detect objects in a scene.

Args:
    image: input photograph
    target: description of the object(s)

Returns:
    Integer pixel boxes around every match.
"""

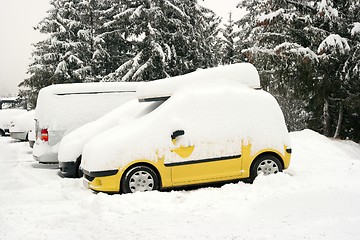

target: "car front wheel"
[121,166,159,194]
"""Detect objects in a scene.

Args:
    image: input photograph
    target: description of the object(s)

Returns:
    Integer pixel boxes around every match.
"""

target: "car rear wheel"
[121,166,159,193]
[251,155,282,181]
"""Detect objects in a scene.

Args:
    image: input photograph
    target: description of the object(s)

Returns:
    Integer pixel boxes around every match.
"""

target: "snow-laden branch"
[318,34,350,54]
[257,8,284,24]
[274,42,318,61]
[132,59,152,80]
[164,0,189,19]
[351,22,360,36]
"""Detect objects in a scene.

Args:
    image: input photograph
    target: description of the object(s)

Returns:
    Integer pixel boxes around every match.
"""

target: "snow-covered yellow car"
[81,64,291,193]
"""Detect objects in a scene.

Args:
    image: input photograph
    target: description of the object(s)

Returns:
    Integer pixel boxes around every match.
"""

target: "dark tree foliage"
[102,0,221,82]
[235,0,360,141]
[19,0,221,107]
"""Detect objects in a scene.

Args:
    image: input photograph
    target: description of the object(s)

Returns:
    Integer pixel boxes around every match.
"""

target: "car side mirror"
[171,130,185,140]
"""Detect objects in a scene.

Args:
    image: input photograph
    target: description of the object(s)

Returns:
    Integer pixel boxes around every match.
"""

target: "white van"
[33,82,139,163]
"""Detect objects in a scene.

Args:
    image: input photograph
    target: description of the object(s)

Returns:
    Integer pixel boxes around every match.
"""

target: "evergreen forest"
[19,0,360,141]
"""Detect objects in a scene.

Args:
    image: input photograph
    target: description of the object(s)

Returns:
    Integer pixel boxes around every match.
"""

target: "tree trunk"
[333,101,343,139]
[323,98,330,137]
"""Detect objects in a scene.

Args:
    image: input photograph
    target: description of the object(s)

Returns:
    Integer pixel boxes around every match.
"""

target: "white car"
[58,99,163,178]
[0,109,27,136]
[10,110,35,141]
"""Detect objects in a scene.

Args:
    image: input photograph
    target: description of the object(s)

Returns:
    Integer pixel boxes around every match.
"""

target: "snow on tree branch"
[164,0,189,19]
[351,22,360,36]
[274,42,319,61]
[317,0,338,20]
[318,34,350,55]
[132,59,152,80]
[257,8,284,25]
[114,8,135,20]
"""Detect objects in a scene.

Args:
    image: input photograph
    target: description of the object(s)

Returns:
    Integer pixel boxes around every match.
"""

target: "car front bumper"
[82,169,121,193]
[59,161,79,178]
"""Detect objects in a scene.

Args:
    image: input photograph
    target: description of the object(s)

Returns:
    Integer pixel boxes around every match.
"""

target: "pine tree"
[235,0,360,140]
[20,0,222,107]
[220,12,236,64]
[102,0,221,82]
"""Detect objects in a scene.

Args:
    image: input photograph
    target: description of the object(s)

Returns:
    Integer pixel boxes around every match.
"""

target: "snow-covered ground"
[1,129,360,240]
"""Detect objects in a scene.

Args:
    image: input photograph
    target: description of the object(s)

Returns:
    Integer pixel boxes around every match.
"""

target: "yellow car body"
[84,142,291,193]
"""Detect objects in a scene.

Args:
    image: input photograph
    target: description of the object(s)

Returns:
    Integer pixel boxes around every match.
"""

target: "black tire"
[75,156,83,178]
[121,165,159,194]
[250,155,283,181]
[0,129,4,137]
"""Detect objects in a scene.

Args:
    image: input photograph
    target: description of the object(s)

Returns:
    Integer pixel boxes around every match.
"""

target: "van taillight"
[41,129,49,141]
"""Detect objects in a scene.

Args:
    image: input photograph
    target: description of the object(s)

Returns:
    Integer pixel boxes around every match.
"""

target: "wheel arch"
[250,151,285,173]
[120,161,162,192]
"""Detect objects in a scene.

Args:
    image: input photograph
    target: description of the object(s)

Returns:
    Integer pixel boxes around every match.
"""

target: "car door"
[165,130,243,186]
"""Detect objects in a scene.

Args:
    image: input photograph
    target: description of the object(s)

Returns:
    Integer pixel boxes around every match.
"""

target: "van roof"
[137,63,261,102]
[39,82,140,95]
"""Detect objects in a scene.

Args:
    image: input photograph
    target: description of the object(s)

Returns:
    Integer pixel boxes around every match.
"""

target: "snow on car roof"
[39,81,140,95]
[136,63,260,102]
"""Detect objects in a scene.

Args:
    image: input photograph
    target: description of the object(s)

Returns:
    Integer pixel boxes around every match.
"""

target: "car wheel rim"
[129,170,154,193]
[257,159,279,176]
